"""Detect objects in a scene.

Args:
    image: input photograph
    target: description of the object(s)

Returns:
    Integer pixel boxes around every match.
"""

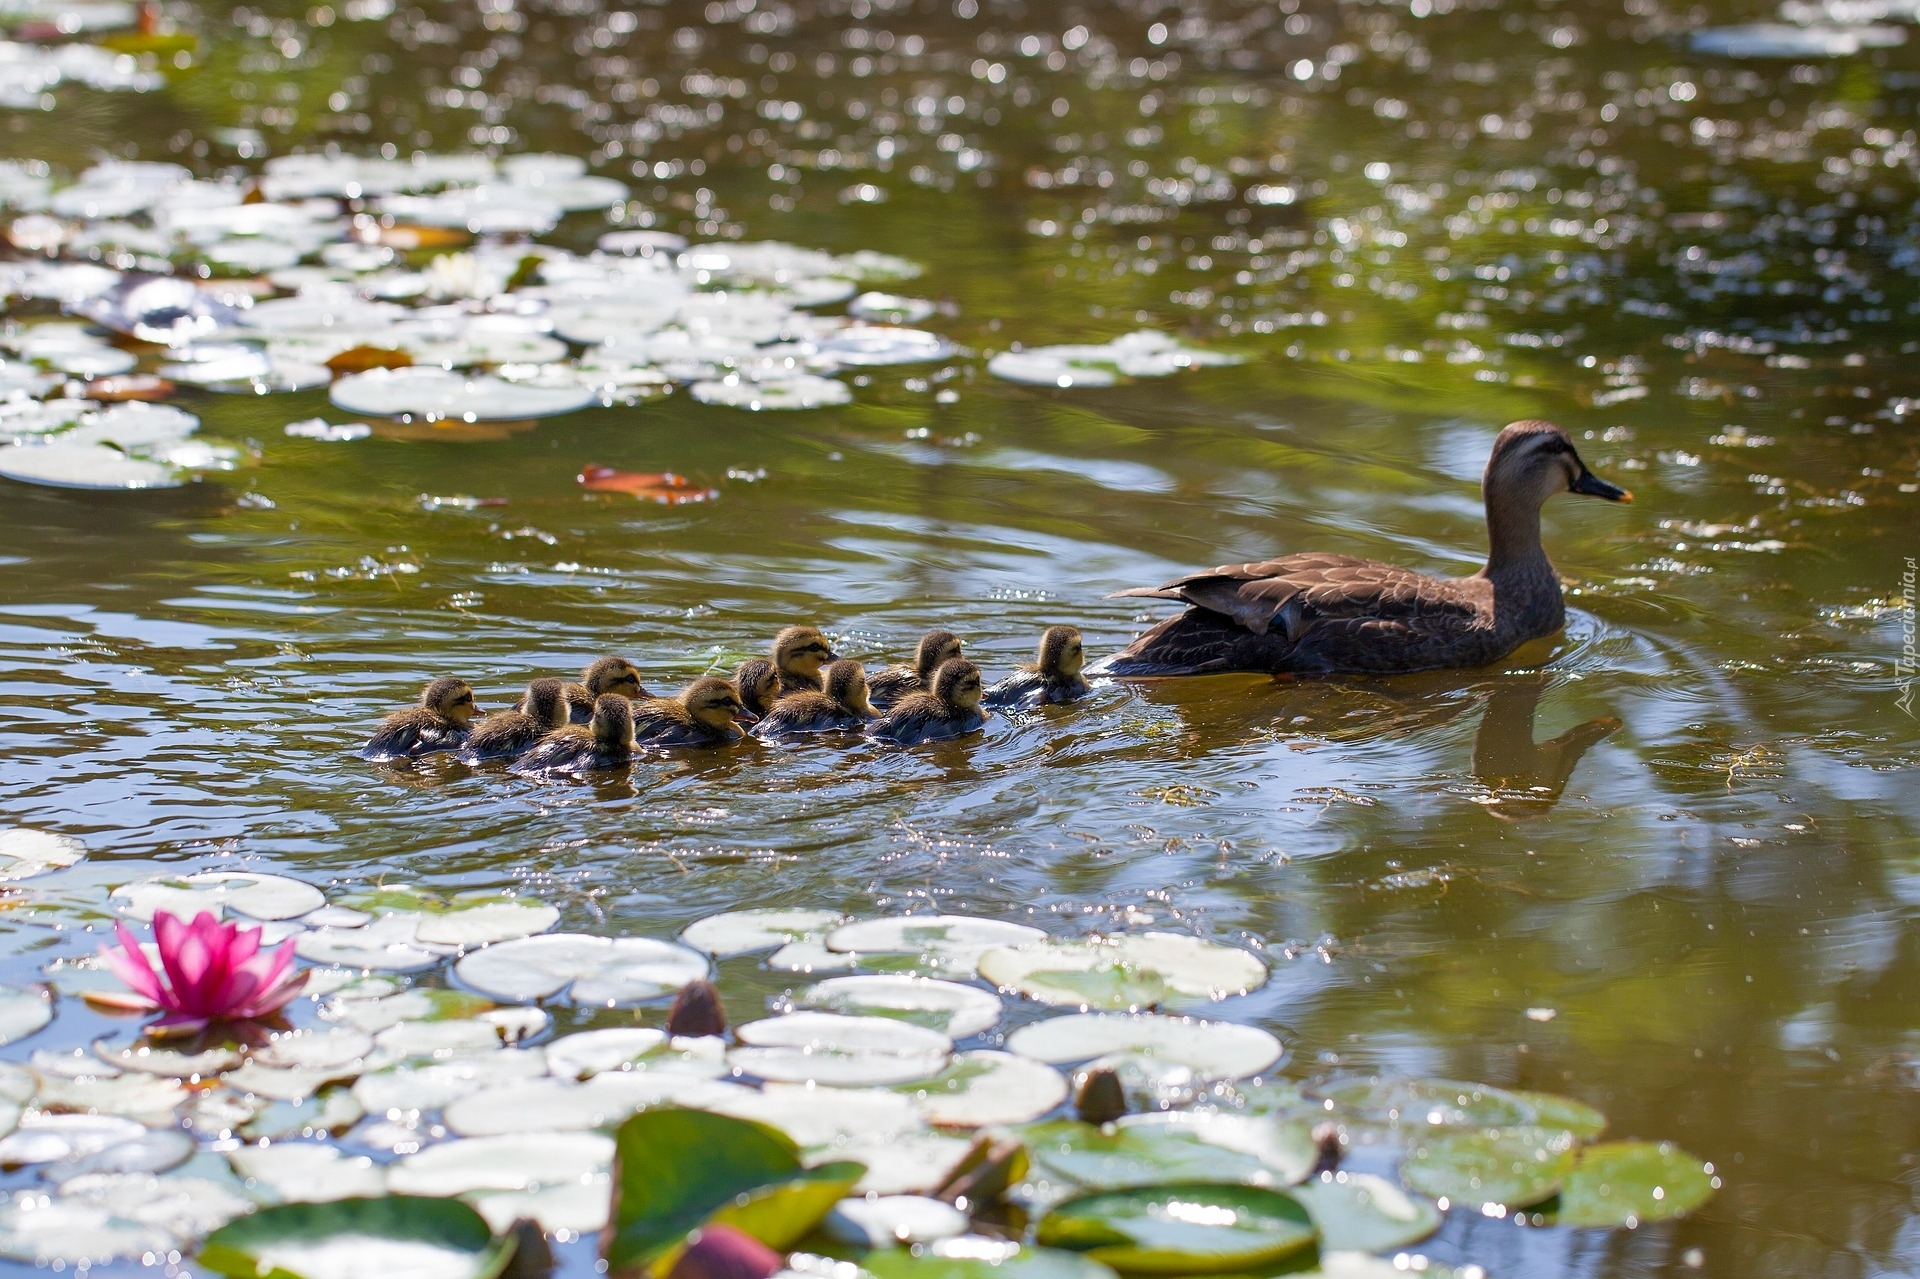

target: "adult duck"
[1100,421,1631,676]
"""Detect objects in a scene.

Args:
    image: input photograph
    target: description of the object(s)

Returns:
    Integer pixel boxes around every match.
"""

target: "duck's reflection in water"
[1469,671,1620,821]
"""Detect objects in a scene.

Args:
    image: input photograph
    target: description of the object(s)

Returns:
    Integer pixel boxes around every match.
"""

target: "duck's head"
[772,626,839,682]
[683,676,757,731]
[1037,625,1086,678]
[582,656,645,698]
[930,658,984,713]
[590,693,636,749]
[822,659,875,716]
[914,629,964,678]
[520,677,568,729]
[732,658,779,715]
[1486,421,1633,511]
[422,677,480,725]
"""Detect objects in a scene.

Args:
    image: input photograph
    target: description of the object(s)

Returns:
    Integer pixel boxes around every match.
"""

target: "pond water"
[1,0,1918,1274]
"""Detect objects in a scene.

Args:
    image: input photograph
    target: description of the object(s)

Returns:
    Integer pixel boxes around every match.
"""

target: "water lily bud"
[498,1218,554,1279]
[1311,1120,1345,1174]
[667,1225,782,1279]
[1075,1066,1127,1125]
[667,978,728,1038]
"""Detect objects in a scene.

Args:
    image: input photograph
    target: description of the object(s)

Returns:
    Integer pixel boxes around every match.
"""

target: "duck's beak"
[823,648,842,663]
[1572,469,1633,503]
[732,706,760,725]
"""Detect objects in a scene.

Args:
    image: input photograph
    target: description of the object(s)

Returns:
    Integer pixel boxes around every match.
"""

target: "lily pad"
[200,1196,515,1279]
[296,916,448,973]
[111,871,325,923]
[0,986,51,1047]
[0,828,85,880]
[1310,1077,1535,1130]
[229,1143,387,1203]
[1036,1181,1316,1274]
[815,326,954,365]
[766,939,859,974]
[440,1074,750,1137]
[1401,1125,1576,1211]
[239,1089,365,1141]
[328,987,496,1032]
[1116,1112,1318,1186]
[800,975,1002,1037]
[386,1131,612,1197]
[0,1112,145,1165]
[454,933,708,1005]
[825,916,1048,976]
[42,1126,194,1183]
[1020,1117,1309,1196]
[94,1040,242,1079]
[690,374,852,410]
[711,1083,924,1151]
[340,886,561,948]
[682,907,845,957]
[829,1194,970,1247]
[0,441,179,490]
[1509,1090,1608,1140]
[330,367,596,421]
[545,1029,726,1082]
[731,1012,952,1087]
[837,1131,976,1195]
[1290,1172,1441,1252]
[898,1051,1069,1128]
[861,1240,1119,1279]
[351,1049,550,1115]
[1005,1014,1283,1082]
[979,935,1268,1010]
[1552,1141,1717,1228]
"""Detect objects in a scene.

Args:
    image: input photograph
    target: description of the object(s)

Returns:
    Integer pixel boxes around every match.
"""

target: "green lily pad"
[1509,1090,1608,1140]
[978,934,1267,1010]
[1290,1172,1441,1252]
[1552,1141,1717,1228]
[863,1240,1120,1279]
[1310,1077,1535,1129]
[199,1195,515,1279]
[1401,1125,1577,1211]
[605,1106,862,1272]
[1021,1121,1287,1195]
[1037,1182,1316,1274]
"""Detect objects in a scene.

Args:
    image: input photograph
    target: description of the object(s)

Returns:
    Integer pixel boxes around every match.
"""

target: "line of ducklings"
[360,624,1090,772]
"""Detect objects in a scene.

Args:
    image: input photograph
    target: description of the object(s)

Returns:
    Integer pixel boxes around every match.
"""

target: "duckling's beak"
[732,705,760,725]
[823,648,842,663]
[1571,469,1632,503]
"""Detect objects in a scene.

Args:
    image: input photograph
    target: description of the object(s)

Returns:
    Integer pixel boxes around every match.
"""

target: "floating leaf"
[111,871,324,923]
[825,916,1047,977]
[330,367,596,421]
[42,1126,194,1182]
[239,1088,364,1142]
[1037,1181,1316,1274]
[441,1074,750,1138]
[0,828,84,881]
[711,1083,924,1150]
[1290,1172,1441,1252]
[0,1113,144,1165]
[1551,1141,1716,1228]
[351,1048,551,1115]
[1005,1014,1283,1083]
[897,1051,1068,1128]
[690,374,851,411]
[979,935,1268,1010]
[682,908,845,957]
[229,1143,387,1203]
[731,1012,952,1087]
[454,934,708,1005]
[387,1131,612,1198]
[325,345,414,374]
[829,1194,970,1247]
[546,1029,727,1082]
[814,326,954,366]
[1309,1077,1535,1130]
[861,1240,1119,1279]
[200,1196,515,1279]
[1509,1090,1608,1140]
[578,466,720,503]
[94,1040,242,1079]
[1401,1125,1576,1211]
[838,1131,976,1196]
[338,886,561,948]
[1019,1115,1310,1199]
[800,975,1002,1038]
[0,985,51,1047]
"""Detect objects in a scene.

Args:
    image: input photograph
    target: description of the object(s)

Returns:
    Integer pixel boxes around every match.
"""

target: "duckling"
[563,656,649,724]
[458,677,569,763]
[868,658,988,745]
[511,693,636,774]
[361,677,480,761]
[770,626,840,697]
[983,626,1091,711]
[733,658,780,719]
[753,659,878,738]
[866,629,964,712]
[633,677,759,748]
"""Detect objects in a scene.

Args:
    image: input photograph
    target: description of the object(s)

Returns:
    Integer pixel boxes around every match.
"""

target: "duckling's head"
[914,629,964,678]
[1486,421,1632,513]
[771,626,839,681]
[422,677,479,725]
[683,677,756,731]
[930,658,984,713]
[520,677,568,729]
[583,656,645,698]
[732,658,779,714]
[589,693,636,749]
[1037,625,1086,677]
[822,659,874,716]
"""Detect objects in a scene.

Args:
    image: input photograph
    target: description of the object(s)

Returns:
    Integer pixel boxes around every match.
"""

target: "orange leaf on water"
[577,465,720,504]
[325,346,414,375]
[378,225,472,251]
[84,375,176,402]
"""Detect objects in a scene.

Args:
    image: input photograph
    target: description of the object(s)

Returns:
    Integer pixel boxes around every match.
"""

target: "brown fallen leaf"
[325,346,414,375]
[84,375,176,402]
[378,224,472,251]
[577,465,719,504]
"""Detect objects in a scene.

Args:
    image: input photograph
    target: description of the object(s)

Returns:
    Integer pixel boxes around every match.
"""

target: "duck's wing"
[865,666,920,711]
[1111,553,1476,638]
[981,671,1042,711]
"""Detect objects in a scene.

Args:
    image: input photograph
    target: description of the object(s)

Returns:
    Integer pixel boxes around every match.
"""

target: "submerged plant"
[95,909,308,1036]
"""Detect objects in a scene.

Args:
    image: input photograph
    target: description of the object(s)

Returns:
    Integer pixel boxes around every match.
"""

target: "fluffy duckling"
[868,658,988,745]
[564,656,649,724]
[633,677,759,748]
[983,626,1091,711]
[866,629,964,712]
[771,626,840,697]
[511,693,636,774]
[733,658,780,719]
[458,677,569,763]
[753,659,878,738]
[361,677,480,761]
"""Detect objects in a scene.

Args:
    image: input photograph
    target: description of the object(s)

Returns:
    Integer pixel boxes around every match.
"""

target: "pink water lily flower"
[95,910,308,1036]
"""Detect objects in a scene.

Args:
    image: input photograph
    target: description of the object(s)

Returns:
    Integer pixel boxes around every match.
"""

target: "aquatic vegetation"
[95,910,308,1036]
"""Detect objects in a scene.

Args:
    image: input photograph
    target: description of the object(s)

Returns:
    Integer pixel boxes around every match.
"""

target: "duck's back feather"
[632,704,737,747]
[753,692,866,738]
[361,709,467,761]
[511,727,629,773]
[982,671,1091,712]
[457,712,545,763]
[868,695,985,744]
[864,666,921,711]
